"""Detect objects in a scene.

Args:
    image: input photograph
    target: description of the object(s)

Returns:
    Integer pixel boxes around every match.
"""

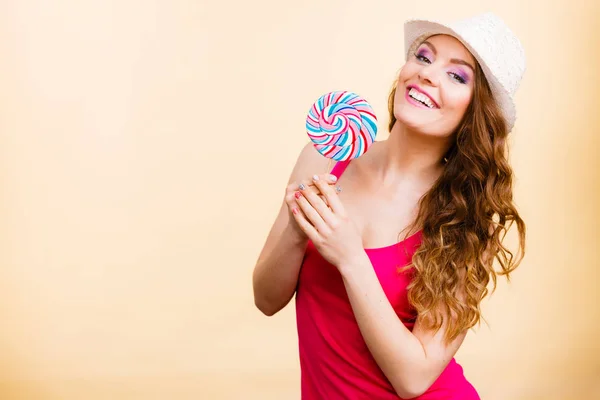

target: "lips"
[406,85,440,109]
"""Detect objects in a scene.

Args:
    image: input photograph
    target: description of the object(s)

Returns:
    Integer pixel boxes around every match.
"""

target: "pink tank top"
[295,159,480,399]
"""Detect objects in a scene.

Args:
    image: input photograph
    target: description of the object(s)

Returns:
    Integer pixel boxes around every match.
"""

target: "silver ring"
[298,183,306,191]
[335,185,342,193]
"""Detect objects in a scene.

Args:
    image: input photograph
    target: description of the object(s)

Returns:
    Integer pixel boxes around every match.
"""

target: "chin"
[394,105,458,138]
[395,105,431,131]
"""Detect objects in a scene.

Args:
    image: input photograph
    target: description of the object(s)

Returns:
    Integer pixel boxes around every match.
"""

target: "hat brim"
[403,19,516,131]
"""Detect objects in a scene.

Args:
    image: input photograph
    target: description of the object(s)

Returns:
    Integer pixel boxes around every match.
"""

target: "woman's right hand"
[284,173,340,240]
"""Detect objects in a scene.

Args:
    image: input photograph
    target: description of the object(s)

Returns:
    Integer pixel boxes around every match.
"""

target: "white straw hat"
[404,12,526,132]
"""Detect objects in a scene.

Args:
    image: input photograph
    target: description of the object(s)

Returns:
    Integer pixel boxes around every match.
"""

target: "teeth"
[409,88,435,108]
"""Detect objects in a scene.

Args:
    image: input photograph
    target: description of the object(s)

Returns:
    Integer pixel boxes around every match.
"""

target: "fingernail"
[292,207,298,215]
[298,183,306,191]
[294,191,302,199]
[312,174,319,181]
[329,175,337,182]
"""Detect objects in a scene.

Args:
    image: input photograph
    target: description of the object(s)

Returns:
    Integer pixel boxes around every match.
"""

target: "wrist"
[339,250,370,277]
[285,223,309,246]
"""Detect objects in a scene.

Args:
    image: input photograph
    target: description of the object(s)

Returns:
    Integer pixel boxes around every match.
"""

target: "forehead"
[420,34,475,65]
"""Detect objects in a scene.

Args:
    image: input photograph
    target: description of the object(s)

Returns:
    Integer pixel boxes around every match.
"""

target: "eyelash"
[414,52,467,84]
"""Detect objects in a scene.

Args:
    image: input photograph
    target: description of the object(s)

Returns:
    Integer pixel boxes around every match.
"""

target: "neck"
[369,120,452,186]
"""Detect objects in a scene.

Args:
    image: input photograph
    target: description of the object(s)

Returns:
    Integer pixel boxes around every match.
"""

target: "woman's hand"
[288,174,365,269]
[284,173,338,241]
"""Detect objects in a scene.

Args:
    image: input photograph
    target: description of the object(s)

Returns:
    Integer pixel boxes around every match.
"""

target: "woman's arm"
[339,253,467,399]
[252,143,330,316]
[252,219,308,316]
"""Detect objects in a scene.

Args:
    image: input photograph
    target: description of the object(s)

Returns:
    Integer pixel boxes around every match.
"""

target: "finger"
[287,174,338,193]
[288,190,330,210]
[318,194,329,207]
[291,204,320,242]
[297,183,335,226]
[285,192,307,217]
[311,175,345,216]
[294,191,330,234]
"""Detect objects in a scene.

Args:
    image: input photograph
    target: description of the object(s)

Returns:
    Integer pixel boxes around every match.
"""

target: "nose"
[418,64,440,87]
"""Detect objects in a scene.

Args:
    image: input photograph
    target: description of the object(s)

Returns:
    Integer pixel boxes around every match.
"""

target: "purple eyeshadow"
[417,48,431,58]
[417,45,471,84]
[452,69,470,83]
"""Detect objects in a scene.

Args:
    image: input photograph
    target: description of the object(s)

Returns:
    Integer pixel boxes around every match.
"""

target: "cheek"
[443,88,473,115]
[394,66,414,101]
[397,62,417,82]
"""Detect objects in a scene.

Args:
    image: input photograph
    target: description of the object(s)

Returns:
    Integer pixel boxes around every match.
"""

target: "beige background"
[0,0,598,399]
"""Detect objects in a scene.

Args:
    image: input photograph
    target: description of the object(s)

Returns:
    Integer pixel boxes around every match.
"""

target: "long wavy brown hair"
[389,56,526,344]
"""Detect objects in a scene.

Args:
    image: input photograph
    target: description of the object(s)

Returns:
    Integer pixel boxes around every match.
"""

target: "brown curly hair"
[389,57,526,344]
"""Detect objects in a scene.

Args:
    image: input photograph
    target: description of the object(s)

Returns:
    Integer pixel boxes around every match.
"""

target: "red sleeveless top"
[295,159,480,399]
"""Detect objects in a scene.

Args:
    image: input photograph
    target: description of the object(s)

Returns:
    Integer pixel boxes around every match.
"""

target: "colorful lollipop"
[305,91,377,161]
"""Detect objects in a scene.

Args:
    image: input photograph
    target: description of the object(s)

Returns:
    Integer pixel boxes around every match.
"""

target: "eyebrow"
[421,41,475,73]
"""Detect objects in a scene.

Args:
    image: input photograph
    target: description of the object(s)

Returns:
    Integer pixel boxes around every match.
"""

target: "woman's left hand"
[291,174,365,270]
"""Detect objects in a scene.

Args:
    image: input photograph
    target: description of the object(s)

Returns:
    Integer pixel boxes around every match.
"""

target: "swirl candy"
[305,91,377,161]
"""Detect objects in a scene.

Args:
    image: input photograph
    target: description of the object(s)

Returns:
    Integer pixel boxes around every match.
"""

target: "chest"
[338,178,422,250]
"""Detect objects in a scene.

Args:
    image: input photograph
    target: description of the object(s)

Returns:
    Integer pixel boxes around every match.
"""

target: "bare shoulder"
[287,142,334,184]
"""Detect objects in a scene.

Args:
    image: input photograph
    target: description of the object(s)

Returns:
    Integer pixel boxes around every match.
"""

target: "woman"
[253,12,526,399]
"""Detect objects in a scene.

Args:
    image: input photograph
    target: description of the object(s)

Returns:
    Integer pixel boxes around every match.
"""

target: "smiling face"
[393,34,477,138]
